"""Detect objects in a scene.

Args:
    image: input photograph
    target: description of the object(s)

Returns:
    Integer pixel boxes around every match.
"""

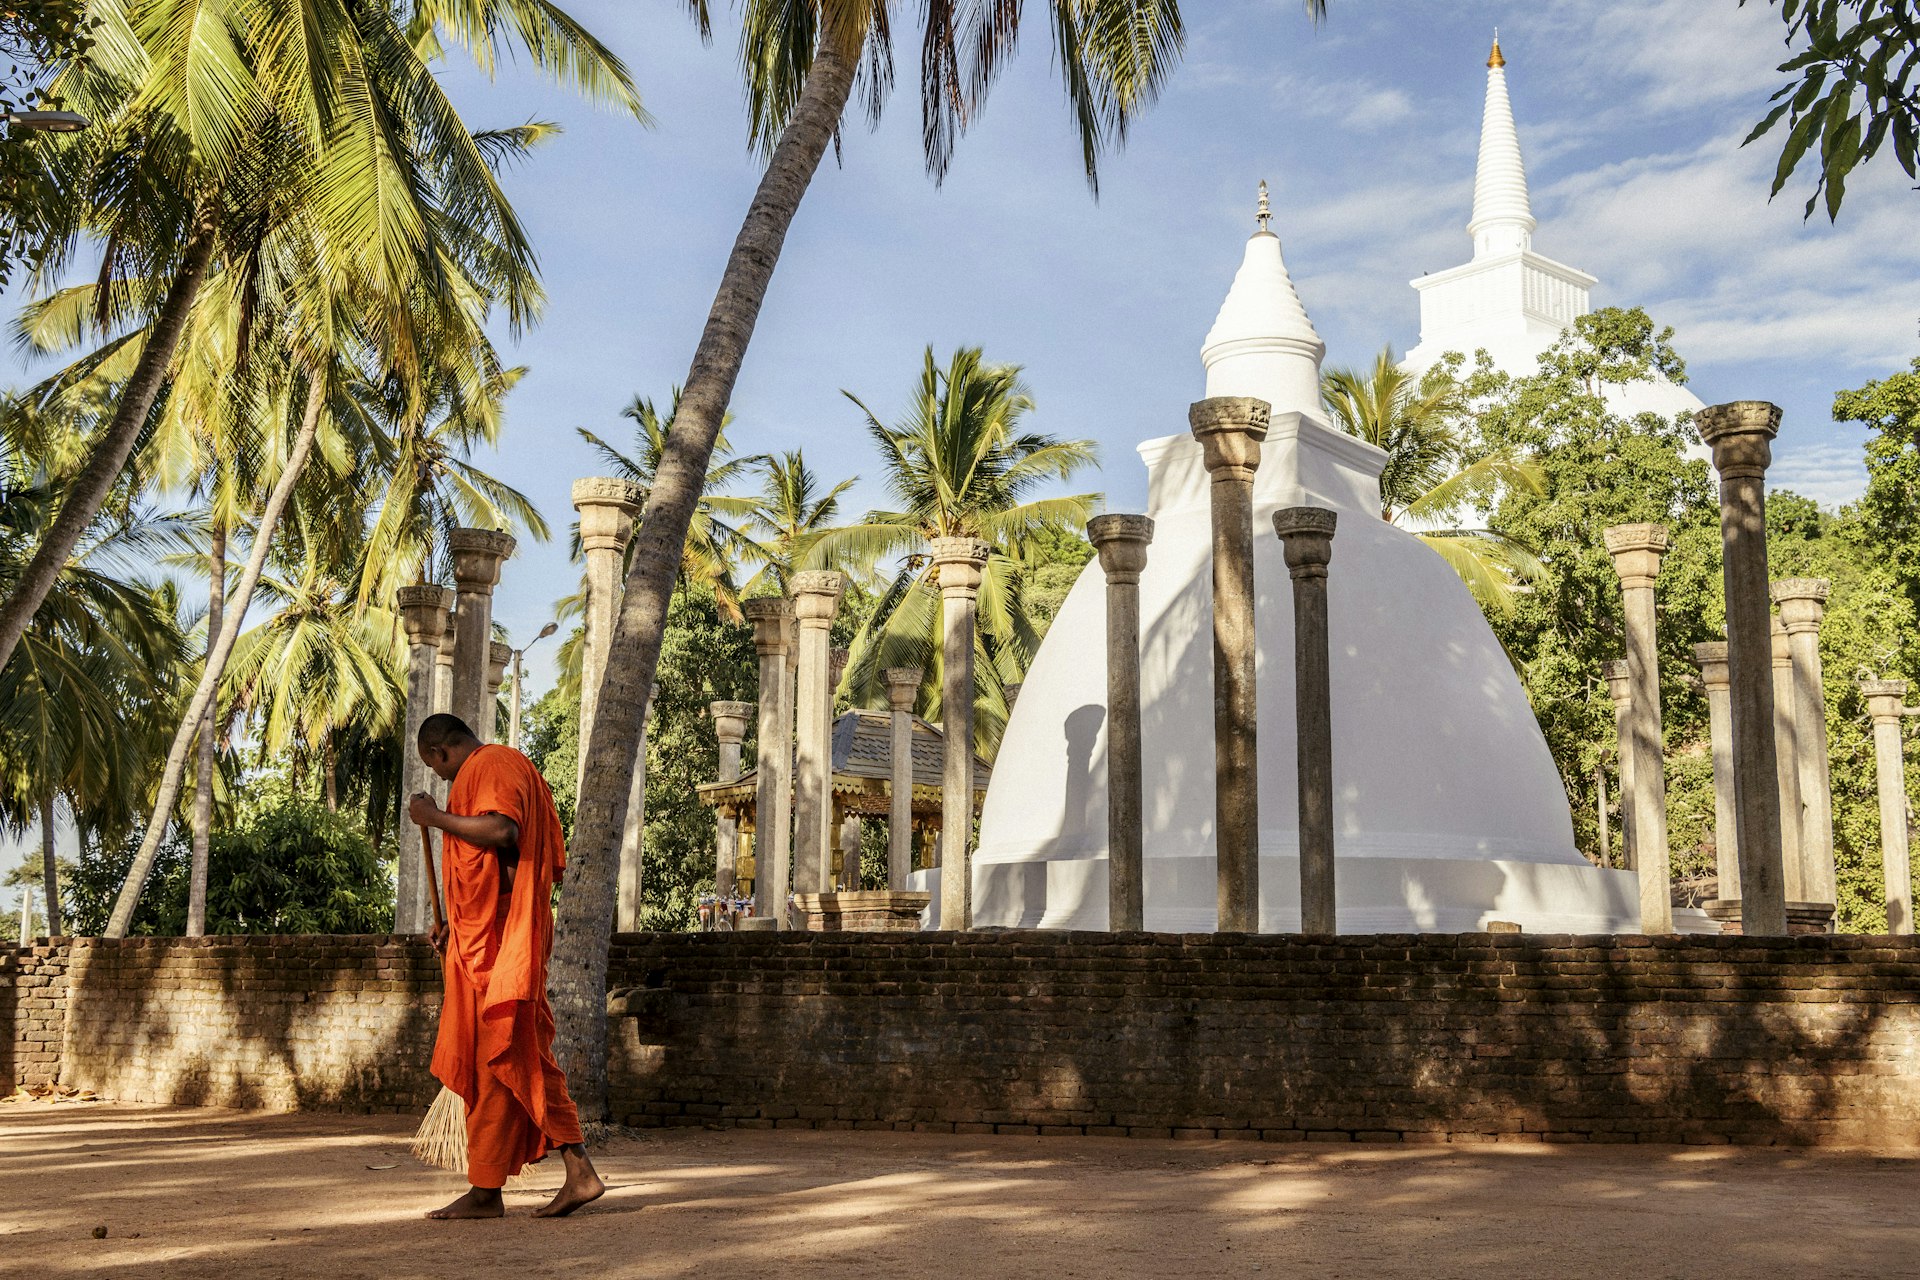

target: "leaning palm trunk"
[548,38,860,1120]
[106,378,327,938]
[188,518,226,936]
[39,794,62,939]
[0,218,219,673]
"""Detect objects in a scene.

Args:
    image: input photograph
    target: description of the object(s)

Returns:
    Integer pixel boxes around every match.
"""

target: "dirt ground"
[2,1102,1917,1279]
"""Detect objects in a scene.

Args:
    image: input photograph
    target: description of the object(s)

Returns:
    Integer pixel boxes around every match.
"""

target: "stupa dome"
[922,190,1647,934]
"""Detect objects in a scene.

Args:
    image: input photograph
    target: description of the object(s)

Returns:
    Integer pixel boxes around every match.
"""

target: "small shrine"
[697,708,990,896]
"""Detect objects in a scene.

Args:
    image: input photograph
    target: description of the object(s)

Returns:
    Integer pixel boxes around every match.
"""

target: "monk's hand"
[409,792,442,828]
[429,922,449,954]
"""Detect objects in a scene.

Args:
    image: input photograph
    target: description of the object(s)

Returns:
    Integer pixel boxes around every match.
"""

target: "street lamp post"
[508,621,559,750]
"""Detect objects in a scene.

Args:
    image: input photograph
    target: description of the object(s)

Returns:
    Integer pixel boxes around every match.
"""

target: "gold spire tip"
[1488,30,1505,68]
[1255,179,1272,233]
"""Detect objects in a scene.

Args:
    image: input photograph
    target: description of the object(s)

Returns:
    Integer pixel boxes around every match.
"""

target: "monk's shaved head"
[418,713,479,752]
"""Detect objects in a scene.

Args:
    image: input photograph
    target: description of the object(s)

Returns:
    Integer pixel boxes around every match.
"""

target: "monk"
[409,712,605,1220]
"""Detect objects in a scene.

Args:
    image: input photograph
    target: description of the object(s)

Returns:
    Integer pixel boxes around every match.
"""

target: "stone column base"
[735,917,778,933]
[1707,899,1837,935]
[793,891,932,932]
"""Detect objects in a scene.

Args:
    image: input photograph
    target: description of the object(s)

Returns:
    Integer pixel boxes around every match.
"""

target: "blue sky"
[412,0,1918,696]
[8,0,1920,903]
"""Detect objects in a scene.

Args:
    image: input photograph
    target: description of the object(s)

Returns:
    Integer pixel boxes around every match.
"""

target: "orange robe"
[430,743,584,1188]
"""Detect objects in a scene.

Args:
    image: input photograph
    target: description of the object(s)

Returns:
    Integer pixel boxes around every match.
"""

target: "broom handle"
[419,824,446,932]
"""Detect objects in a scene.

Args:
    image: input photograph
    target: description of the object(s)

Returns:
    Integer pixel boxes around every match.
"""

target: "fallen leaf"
[365,1163,399,1170]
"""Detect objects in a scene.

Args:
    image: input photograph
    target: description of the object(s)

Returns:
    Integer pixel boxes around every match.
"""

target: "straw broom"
[410,825,468,1173]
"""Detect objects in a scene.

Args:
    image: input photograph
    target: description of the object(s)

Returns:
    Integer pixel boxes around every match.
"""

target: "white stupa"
[1403,36,1705,429]
[933,186,1644,934]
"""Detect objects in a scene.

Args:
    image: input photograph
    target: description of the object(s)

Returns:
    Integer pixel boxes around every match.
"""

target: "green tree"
[817,345,1099,751]
[737,450,856,595]
[1744,0,1920,220]
[220,508,407,812]
[0,403,188,937]
[577,392,762,620]
[1837,357,1920,616]
[0,0,640,675]
[1450,310,1724,877]
[66,791,393,936]
[1320,346,1544,609]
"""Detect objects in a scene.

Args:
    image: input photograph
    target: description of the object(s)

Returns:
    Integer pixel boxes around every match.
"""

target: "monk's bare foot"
[532,1146,604,1219]
[426,1187,504,1220]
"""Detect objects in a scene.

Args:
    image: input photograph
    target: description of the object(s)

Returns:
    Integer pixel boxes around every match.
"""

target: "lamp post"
[507,621,560,750]
[5,110,88,133]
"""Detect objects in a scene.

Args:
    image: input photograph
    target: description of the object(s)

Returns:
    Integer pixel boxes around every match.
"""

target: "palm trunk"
[323,731,339,812]
[0,216,218,673]
[548,37,860,1120]
[188,518,226,936]
[105,377,328,938]
[39,794,62,938]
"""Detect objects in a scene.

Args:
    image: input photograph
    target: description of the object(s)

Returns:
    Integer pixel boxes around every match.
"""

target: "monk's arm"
[409,793,520,887]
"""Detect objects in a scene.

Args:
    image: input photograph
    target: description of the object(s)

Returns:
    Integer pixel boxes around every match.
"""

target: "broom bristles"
[412,1086,468,1173]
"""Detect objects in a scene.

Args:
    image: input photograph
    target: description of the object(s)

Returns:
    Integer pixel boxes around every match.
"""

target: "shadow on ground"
[2,1102,1914,1280]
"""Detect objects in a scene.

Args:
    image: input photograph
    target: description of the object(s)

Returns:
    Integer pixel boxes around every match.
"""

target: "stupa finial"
[1488,29,1505,68]
[1255,180,1272,233]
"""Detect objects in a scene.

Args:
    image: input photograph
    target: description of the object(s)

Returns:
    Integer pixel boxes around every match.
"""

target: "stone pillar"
[572,478,644,788]
[791,572,845,897]
[829,646,850,697]
[396,585,451,932]
[1861,679,1914,935]
[1004,682,1023,712]
[932,538,990,931]
[1692,642,1740,903]
[482,641,511,743]
[711,701,752,899]
[1190,396,1271,933]
[431,610,456,818]
[1697,402,1787,936]
[434,610,457,715]
[1274,507,1338,936]
[448,529,514,739]
[884,667,922,892]
[743,598,795,926]
[1770,616,1806,902]
[1774,578,1836,908]
[615,681,653,934]
[1089,514,1154,932]
[839,815,864,889]
[1602,661,1635,869]
[1604,523,1672,933]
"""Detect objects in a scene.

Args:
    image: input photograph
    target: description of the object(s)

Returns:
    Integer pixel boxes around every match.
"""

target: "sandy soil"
[1,1101,1916,1279]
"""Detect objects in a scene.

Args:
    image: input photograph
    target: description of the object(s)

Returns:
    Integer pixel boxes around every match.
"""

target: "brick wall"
[1,943,70,1087]
[607,932,1920,1147]
[9,933,1920,1146]
[55,936,441,1112]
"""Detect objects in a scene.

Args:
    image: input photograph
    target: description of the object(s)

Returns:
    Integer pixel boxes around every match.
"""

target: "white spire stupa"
[1404,35,1596,377]
[1404,34,1705,435]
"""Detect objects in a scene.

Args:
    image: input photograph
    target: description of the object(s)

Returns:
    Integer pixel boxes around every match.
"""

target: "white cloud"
[1771,439,1871,507]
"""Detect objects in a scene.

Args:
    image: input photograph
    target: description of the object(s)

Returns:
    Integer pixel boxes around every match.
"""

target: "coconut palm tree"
[223,508,407,812]
[0,406,190,936]
[814,346,1098,749]
[577,392,763,621]
[347,335,550,610]
[1321,347,1545,609]
[736,450,856,596]
[0,0,643,672]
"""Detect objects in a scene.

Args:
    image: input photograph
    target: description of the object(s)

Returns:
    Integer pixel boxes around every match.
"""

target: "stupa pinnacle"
[1403,35,1705,433]
[1469,29,1534,259]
